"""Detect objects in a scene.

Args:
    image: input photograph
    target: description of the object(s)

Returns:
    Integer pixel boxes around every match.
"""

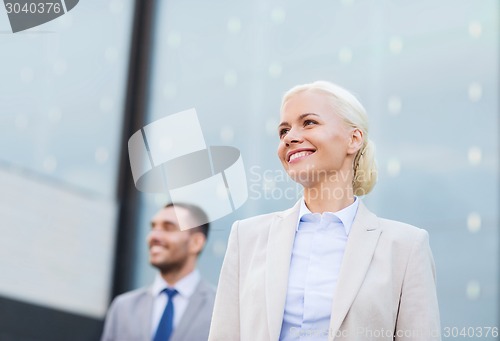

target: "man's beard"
[152,256,188,275]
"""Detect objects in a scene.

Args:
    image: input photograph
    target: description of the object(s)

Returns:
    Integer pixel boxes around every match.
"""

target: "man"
[101,203,215,341]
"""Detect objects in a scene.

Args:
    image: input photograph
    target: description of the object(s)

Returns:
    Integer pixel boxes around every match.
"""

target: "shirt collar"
[151,269,200,298]
[297,196,360,235]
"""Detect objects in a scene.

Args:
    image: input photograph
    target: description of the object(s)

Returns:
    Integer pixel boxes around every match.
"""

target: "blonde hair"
[281,80,378,195]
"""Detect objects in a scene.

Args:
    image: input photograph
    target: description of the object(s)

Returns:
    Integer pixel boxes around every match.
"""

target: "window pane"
[0,1,134,318]
[138,0,499,333]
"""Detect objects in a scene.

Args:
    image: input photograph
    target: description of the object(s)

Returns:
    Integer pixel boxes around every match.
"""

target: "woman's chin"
[286,168,317,186]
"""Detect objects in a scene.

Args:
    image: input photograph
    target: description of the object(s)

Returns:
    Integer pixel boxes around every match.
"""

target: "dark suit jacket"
[101,279,215,341]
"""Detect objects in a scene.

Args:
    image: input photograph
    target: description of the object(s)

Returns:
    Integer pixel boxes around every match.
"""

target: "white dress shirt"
[279,197,359,340]
[150,269,201,337]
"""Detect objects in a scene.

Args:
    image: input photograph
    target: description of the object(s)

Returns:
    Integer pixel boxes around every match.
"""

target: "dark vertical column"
[0,2,159,340]
[112,0,157,297]
[497,2,500,330]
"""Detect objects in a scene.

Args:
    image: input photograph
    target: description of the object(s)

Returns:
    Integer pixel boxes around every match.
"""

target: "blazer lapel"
[329,202,381,336]
[266,200,301,341]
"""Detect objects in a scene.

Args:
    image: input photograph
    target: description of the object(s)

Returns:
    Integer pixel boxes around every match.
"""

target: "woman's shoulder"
[234,210,282,228]
[378,216,424,232]
[231,204,296,235]
[377,215,430,244]
[360,202,428,237]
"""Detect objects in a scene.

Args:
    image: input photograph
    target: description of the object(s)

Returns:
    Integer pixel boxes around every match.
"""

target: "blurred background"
[0,0,498,340]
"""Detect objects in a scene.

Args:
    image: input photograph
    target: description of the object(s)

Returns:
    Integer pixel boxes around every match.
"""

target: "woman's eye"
[304,120,317,126]
[279,128,289,138]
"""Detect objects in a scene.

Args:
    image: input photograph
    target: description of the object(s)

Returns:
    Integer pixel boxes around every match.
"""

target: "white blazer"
[209,201,441,340]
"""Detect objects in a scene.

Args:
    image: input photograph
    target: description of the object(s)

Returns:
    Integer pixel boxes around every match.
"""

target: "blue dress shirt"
[279,197,359,340]
[150,269,201,337]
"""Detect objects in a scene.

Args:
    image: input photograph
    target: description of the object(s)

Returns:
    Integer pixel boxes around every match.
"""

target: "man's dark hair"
[165,202,210,239]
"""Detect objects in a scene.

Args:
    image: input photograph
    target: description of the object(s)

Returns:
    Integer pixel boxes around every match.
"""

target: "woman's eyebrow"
[278,113,319,128]
[299,113,319,119]
[278,121,290,129]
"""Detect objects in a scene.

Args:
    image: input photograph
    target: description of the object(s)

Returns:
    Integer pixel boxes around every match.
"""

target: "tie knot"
[163,288,178,299]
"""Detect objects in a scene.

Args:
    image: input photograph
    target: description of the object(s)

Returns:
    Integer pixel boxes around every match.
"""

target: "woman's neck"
[303,180,355,213]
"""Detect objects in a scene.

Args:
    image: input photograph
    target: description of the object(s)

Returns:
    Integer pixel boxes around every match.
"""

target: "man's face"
[147,206,200,274]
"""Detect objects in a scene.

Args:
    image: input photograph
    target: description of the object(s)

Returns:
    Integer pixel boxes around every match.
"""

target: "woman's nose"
[283,128,303,145]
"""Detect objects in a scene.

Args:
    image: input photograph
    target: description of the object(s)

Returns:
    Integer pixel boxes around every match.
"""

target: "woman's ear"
[347,128,364,155]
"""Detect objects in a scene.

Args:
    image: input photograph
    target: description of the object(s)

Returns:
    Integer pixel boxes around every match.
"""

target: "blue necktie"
[153,288,178,341]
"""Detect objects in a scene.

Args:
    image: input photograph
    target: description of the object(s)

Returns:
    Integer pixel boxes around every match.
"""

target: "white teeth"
[150,245,165,252]
[289,151,313,162]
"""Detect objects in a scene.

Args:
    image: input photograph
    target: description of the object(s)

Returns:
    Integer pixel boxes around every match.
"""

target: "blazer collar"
[265,201,381,340]
[328,201,381,337]
[266,200,301,341]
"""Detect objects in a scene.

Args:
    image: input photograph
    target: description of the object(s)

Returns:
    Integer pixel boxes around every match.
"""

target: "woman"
[209,81,441,340]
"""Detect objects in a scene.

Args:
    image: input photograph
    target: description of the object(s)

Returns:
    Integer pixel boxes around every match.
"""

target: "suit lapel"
[171,280,208,341]
[266,201,301,341]
[140,288,154,340]
[329,202,381,336]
